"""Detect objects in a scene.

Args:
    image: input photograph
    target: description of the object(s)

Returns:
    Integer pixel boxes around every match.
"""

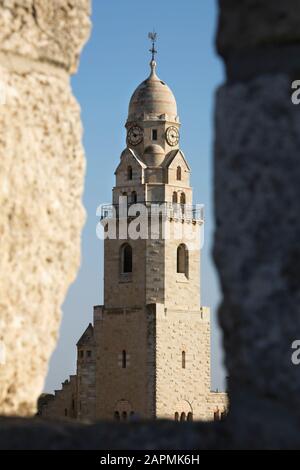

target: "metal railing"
[100,201,204,222]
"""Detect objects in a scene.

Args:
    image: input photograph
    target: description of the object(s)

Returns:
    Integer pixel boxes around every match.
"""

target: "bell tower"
[94,34,223,421]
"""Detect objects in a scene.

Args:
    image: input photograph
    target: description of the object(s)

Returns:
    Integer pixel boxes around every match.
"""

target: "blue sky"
[45,0,227,392]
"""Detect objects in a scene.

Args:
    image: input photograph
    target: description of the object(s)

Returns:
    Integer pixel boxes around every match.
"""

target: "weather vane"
[148,30,157,61]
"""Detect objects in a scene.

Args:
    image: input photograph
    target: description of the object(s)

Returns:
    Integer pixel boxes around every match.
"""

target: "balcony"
[99,202,204,223]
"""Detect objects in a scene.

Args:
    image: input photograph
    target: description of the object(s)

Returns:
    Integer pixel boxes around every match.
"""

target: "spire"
[148,30,158,78]
[148,30,157,61]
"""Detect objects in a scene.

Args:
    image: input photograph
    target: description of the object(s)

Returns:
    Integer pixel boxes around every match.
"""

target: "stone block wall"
[94,307,154,420]
[156,307,211,420]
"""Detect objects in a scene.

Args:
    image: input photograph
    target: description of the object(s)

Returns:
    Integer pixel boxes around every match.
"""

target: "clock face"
[127,125,143,146]
[166,126,180,146]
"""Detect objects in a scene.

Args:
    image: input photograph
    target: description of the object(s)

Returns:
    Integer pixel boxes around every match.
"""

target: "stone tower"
[39,47,227,422]
[95,53,226,421]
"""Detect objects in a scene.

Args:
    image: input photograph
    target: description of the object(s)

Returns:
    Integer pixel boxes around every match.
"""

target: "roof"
[162,149,191,171]
[127,60,178,123]
[76,323,94,347]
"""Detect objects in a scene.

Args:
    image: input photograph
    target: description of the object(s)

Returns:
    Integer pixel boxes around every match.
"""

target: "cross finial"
[148,30,157,61]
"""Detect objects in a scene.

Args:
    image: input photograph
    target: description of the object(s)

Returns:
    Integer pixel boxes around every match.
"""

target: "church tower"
[94,37,225,421]
[38,36,228,423]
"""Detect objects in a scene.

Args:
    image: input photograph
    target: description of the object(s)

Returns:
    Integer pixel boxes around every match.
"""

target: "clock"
[127,125,143,146]
[166,126,180,146]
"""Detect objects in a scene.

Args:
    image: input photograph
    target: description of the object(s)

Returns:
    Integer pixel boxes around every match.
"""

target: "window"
[176,166,182,181]
[79,350,84,358]
[114,411,120,421]
[187,412,193,422]
[131,191,137,203]
[64,408,68,417]
[72,399,75,410]
[177,244,188,275]
[180,192,186,205]
[121,243,132,273]
[180,412,186,422]
[122,350,127,368]
[87,350,92,358]
[172,192,178,204]
[122,411,127,421]
[182,351,186,369]
[152,129,158,141]
[174,412,179,421]
[127,166,133,180]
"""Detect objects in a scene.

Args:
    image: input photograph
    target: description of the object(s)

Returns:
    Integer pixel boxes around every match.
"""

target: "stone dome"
[144,144,164,154]
[127,60,178,122]
[143,144,165,166]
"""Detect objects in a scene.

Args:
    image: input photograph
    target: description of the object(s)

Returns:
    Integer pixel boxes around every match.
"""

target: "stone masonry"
[0,1,91,416]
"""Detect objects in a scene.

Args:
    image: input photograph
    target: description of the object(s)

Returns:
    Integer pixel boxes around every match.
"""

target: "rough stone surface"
[217,0,300,58]
[0,0,91,73]
[0,1,90,416]
[213,0,300,443]
[214,75,300,407]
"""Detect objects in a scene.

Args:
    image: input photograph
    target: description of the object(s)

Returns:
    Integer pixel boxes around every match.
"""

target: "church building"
[39,39,227,422]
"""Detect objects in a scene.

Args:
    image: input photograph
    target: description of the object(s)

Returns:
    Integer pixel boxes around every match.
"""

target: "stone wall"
[76,324,96,421]
[94,307,153,420]
[39,375,77,420]
[156,306,211,420]
[214,0,300,416]
[0,0,91,416]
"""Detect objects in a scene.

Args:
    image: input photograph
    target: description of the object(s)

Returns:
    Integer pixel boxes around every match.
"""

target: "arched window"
[176,166,182,181]
[122,411,127,421]
[114,411,120,421]
[174,412,179,421]
[122,350,127,368]
[182,351,186,369]
[131,191,137,203]
[172,192,178,204]
[177,244,188,276]
[180,412,186,422]
[180,192,186,205]
[121,244,132,273]
[127,166,133,180]
[187,412,193,422]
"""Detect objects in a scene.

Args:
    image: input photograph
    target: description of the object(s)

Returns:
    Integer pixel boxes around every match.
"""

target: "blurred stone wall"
[0,0,91,416]
[213,0,300,446]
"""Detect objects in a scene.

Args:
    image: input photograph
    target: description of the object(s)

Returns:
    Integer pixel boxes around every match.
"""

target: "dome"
[128,60,178,122]
[144,144,164,154]
[143,144,165,166]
